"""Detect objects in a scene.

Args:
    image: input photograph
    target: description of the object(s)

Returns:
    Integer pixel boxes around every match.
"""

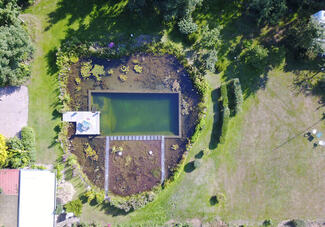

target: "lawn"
[22,0,325,226]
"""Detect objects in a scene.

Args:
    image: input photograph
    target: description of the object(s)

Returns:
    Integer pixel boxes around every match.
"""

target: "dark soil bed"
[109,140,161,196]
[66,54,200,196]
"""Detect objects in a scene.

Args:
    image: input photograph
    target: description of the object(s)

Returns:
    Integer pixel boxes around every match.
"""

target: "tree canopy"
[0,0,33,87]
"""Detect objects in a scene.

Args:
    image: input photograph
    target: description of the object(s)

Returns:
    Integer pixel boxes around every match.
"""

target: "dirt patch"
[109,140,161,196]
[66,54,200,195]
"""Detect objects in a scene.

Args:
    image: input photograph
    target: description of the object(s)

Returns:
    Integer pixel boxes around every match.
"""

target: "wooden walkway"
[109,135,162,141]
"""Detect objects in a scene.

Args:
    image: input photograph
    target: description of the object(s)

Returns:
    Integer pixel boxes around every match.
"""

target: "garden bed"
[109,140,161,196]
[66,54,200,195]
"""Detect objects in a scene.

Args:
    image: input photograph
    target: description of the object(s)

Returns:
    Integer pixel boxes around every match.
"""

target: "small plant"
[119,74,128,82]
[133,65,143,73]
[193,159,201,169]
[132,59,139,64]
[171,144,179,150]
[64,199,83,217]
[262,219,273,227]
[0,187,2,194]
[111,146,123,154]
[75,77,81,85]
[91,64,105,81]
[107,69,114,75]
[120,65,129,74]
[75,86,81,92]
[80,61,92,79]
[55,204,63,215]
[84,144,98,161]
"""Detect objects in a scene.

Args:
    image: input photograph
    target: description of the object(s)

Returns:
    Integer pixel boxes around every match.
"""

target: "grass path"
[22,0,78,163]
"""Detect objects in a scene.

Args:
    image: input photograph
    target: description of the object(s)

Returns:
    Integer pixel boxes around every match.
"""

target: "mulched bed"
[109,140,161,196]
[66,54,200,196]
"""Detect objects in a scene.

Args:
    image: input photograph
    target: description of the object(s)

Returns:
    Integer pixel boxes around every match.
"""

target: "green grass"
[23,0,325,225]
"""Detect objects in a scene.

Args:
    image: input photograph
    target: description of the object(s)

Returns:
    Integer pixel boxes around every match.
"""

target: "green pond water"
[91,92,179,136]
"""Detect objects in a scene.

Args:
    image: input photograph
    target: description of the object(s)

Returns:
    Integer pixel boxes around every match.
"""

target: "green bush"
[178,16,198,34]
[64,199,83,217]
[20,127,35,152]
[289,219,306,227]
[220,84,230,144]
[193,159,201,169]
[262,219,273,227]
[228,78,243,114]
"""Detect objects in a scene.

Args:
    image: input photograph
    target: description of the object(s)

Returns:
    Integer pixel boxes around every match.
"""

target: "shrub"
[0,134,8,167]
[20,127,35,153]
[288,219,306,227]
[133,65,143,73]
[119,74,128,82]
[204,49,218,72]
[91,64,105,81]
[64,199,83,217]
[220,84,230,144]
[120,65,129,74]
[262,219,273,227]
[80,61,92,79]
[178,16,198,34]
[84,144,98,161]
[55,204,63,215]
[193,159,201,169]
[228,78,243,114]
[241,43,269,73]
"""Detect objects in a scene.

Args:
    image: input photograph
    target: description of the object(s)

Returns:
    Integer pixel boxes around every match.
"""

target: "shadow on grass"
[184,161,195,173]
[209,195,219,206]
[194,150,204,159]
[45,48,59,75]
[209,89,221,150]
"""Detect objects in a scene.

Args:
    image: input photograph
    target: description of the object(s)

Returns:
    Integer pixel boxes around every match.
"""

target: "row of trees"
[0,127,36,168]
[0,0,34,87]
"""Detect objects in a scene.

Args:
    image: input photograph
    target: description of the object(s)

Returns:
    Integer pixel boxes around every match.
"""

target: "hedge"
[219,83,230,144]
[227,78,243,114]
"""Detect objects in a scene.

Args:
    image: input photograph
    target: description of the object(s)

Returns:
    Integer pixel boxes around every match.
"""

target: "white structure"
[18,170,56,227]
[63,111,100,135]
[312,10,325,55]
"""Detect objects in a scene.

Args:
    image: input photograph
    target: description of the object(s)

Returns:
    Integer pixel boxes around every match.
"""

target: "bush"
[64,199,83,217]
[228,78,243,114]
[204,49,218,72]
[193,159,201,169]
[262,219,273,227]
[241,42,269,73]
[20,127,35,152]
[219,84,230,144]
[178,16,198,34]
[288,219,306,227]
[0,134,8,167]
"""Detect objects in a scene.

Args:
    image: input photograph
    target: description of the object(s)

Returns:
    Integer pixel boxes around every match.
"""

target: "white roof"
[312,10,325,24]
[63,111,100,135]
[18,170,56,227]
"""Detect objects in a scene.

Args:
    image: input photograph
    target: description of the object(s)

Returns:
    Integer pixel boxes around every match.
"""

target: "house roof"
[18,170,56,227]
[312,10,325,24]
[0,169,19,195]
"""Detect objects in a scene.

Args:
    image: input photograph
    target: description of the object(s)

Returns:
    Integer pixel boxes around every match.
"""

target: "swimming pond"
[90,91,180,137]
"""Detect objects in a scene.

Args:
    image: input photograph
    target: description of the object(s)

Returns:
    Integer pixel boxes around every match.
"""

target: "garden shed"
[18,170,56,227]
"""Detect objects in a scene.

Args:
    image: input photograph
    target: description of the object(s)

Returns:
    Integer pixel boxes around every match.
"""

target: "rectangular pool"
[90,91,180,137]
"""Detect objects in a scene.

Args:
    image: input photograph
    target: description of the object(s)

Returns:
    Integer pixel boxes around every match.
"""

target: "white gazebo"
[63,111,100,135]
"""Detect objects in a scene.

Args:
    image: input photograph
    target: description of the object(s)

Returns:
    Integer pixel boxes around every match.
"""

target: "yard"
[21,0,325,226]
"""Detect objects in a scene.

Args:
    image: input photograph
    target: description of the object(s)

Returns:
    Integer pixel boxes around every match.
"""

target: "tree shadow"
[184,161,195,173]
[209,195,219,206]
[45,48,59,75]
[209,88,221,149]
[194,150,204,159]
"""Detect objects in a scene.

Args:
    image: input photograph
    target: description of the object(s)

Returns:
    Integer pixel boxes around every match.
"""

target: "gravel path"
[0,86,28,138]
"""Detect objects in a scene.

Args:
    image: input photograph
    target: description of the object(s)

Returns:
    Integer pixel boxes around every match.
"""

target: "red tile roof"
[0,169,19,195]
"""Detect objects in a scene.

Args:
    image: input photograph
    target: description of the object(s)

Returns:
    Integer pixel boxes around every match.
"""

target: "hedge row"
[219,84,230,144]
[227,78,243,114]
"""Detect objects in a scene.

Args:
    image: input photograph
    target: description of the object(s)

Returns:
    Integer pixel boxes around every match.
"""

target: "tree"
[0,134,8,167]
[0,1,33,87]
[178,16,198,34]
[286,18,325,59]
[197,25,221,49]
[249,0,287,26]
[241,42,269,72]
[64,199,83,217]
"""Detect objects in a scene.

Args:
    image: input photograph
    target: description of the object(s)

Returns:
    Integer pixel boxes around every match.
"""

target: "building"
[0,169,56,227]
[312,10,325,55]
